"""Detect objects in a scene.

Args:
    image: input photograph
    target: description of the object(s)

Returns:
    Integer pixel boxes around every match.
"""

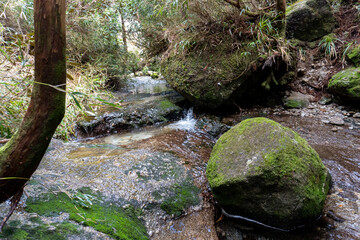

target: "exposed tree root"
[0,187,24,232]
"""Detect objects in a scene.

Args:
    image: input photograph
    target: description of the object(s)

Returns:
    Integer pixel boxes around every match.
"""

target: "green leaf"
[95,97,122,109]
[70,93,82,109]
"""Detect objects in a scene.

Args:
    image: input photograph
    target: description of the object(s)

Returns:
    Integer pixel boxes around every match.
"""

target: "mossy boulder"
[286,0,336,41]
[206,117,331,229]
[161,40,291,109]
[328,67,360,100]
[347,44,360,67]
[283,92,313,108]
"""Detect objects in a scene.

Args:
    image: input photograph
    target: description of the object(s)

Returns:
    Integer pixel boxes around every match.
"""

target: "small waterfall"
[168,108,197,131]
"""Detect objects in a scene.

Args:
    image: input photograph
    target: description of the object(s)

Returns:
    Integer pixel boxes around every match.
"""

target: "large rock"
[283,91,313,108]
[286,0,336,41]
[206,117,330,229]
[328,67,360,100]
[347,44,360,67]
[161,40,291,109]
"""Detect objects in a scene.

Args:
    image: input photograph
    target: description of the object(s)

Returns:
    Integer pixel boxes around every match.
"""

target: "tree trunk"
[119,4,128,55]
[0,0,66,203]
[276,0,286,35]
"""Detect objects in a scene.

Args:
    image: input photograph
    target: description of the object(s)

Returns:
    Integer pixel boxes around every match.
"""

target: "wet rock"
[284,91,313,108]
[24,188,149,240]
[319,97,333,105]
[347,44,360,67]
[353,112,360,118]
[328,67,360,101]
[329,117,345,126]
[77,95,183,137]
[196,115,230,138]
[206,117,331,229]
[286,0,336,41]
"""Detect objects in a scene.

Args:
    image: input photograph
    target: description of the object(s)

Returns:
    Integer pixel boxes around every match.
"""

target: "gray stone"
[353,112,360,118]
[286,0,336,41]
[329,117,345,126]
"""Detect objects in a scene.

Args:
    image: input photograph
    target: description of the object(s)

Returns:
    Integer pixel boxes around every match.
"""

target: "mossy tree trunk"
[0,0,66,203]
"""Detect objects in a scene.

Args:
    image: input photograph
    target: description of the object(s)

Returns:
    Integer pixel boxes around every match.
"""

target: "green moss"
[347,44,360,67]
[150,72,159,79]
[0,221,80,240]
[284,99,308,108]
[158,100,176,111]
[301,172,331,218]
[160,181,200,217]
[328,67,360,100]
[25,189,148,240]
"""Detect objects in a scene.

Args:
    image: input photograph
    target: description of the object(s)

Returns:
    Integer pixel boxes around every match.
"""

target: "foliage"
[128,0,292,60]
[0,0,131,140]
[318,33,341,60]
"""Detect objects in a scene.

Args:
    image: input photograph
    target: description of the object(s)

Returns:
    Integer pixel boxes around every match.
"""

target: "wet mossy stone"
[206,117,331,229]
[283,92,312,108]
[286,0,336,41]
[161,38,292,109]
[0,220,81,240]
[347,44,360,67]
[76,95,183,137]
[328,67,360,100]
[25,189,149,240]
[160,181,200,217]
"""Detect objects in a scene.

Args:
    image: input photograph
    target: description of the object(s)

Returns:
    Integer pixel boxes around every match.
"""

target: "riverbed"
[0,76,359,240]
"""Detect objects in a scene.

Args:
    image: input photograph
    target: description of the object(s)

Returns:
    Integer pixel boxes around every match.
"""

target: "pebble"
[329,117,345,126]
[353,113,360,118]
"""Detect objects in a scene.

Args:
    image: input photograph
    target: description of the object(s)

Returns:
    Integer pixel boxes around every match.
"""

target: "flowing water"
[0,76,359,240]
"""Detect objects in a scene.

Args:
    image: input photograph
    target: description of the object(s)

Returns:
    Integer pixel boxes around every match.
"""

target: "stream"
[0,76,359,240]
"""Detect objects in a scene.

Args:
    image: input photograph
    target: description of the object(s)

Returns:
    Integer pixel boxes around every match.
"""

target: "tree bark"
[119,3,128,56]
[276,0,286,35]
[0,0,66,203]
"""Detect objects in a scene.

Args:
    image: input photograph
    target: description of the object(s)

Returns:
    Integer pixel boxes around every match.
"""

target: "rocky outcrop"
[328,67,360,101]
[206,117,331,229]
[286,0,336,41]
[161,40,291,109]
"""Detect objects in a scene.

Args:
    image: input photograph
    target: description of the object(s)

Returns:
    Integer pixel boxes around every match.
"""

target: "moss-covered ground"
[0,220,80,240]
[22,187,148,240]
[159,180,200,217]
